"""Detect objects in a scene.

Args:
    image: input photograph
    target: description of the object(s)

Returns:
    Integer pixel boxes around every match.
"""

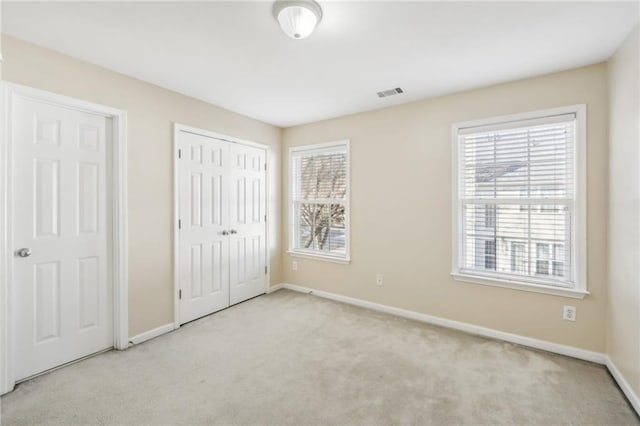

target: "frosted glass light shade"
[273,0,322,39]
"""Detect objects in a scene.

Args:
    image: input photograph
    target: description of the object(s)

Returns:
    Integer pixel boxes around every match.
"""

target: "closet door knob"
[16,248,32,258]
[229,229,237,235]
[221,230,229,236]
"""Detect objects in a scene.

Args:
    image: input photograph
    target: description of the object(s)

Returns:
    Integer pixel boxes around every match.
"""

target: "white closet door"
[13,96,113,381]
[229,143,267,305]
[178,131,230,324]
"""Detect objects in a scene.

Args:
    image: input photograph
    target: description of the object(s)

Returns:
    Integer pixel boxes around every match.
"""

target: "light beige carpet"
[1,289,638,425]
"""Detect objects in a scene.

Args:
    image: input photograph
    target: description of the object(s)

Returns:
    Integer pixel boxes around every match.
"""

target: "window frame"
[451,105,588,299]
[288,140,351,263]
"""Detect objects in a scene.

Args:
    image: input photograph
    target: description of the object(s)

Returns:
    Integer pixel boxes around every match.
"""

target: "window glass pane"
[536,259,550,275]
[297,203,326,251]
[552,243,565,277]
[510,243,527,274]
[461,121,574,200]
[484,240,496,270]
[461,196,571,283]
[328,204,346,253]
[458,115,576,288]
[537,243,550,259]
[295,152,347,201]
[291,142,349,259]
[295,202,346,255]
[485,205,496,227]
[296,202,315,250]
[553,261,564,277]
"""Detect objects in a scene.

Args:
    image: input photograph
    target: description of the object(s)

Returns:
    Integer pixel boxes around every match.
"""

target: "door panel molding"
[0,82,128,395]
[173,124,269,327]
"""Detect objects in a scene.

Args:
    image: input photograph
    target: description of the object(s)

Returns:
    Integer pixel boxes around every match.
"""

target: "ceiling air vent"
[377,87,404,98]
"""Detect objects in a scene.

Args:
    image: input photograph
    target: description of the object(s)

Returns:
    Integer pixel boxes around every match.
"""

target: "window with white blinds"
[289,140,350,261]
[452,106,587,297]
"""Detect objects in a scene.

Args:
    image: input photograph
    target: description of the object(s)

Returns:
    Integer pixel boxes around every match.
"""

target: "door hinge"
[178,219,182,229]
[264,214,267,222]
[178,149,182,159]
[265,266,268,275]
[179,289,182,299]
[264,163,267,171]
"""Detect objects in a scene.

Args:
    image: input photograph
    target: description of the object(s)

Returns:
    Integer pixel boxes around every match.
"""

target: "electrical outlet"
[376,274,384,286]
[563,305,576,321]
[292,261,298,271]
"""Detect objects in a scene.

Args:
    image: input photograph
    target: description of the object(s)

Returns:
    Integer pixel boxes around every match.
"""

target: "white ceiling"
[2,1,638,127]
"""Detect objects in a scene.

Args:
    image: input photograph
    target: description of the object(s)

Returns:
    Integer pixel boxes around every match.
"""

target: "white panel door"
[229,143,267,305]
[13,96,113,381]
[178,132,230,324]
[177,130,267,322]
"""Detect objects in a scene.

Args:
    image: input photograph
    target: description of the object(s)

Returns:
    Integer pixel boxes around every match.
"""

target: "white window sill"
[451,272,588,299]
[287,251,351,264]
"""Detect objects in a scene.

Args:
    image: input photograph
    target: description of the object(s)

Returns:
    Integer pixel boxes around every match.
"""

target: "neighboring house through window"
[289,140,350,262]
[452,105,587,298]
[511,242,527,274]
[536,243,566,277]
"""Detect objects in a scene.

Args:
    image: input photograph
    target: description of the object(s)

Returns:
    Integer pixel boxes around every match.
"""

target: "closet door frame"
[172,123,270,328]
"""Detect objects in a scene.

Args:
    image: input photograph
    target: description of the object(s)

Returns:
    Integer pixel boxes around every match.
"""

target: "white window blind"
[455,112,581,289]
[290,141,349,260]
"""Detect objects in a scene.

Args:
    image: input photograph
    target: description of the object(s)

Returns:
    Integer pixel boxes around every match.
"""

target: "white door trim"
[0,82,128,394]
[172,123,270,328]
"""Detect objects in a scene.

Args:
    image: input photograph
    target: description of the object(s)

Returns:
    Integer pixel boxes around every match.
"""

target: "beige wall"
[283,64,609,352]
[607,26,640,397]
[1,35,282,336]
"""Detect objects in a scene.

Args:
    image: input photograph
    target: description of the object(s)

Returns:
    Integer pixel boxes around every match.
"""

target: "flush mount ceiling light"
[273,0,323,40]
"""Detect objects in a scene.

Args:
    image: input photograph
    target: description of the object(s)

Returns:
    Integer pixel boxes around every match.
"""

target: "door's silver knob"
[16,248,32,258]
[229,229,237,235]
[221,230,229,236]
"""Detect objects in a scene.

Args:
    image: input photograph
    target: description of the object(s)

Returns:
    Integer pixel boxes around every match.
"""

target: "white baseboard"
[267,283,284,293]
[606,356,640,415]
[279,283,607,365]
[129,284,282,345]
[129,323,175,345]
